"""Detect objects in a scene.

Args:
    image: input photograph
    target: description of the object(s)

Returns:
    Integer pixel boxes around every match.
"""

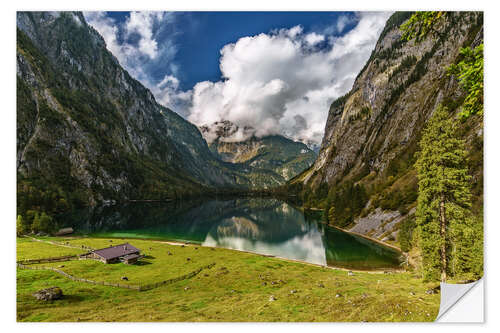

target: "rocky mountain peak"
[199,120,256,144]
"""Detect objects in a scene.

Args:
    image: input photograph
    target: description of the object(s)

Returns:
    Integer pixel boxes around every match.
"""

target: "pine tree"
[16,215,25,237]
[415,105,478,282]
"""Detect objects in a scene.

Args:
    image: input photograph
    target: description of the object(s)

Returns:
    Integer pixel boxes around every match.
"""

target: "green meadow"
[17,236,440,322]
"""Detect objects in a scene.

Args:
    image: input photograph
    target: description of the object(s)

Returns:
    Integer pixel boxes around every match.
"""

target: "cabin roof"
[93,243,140,260]
[122,253,140,260]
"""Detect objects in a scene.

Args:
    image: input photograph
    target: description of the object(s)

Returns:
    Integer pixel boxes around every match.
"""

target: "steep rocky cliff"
[200,120,317,184]
[16,12,258,209]
[291,12,483,243]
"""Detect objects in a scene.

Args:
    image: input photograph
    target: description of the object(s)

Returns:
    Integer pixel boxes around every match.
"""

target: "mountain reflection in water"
[65,198,401,270]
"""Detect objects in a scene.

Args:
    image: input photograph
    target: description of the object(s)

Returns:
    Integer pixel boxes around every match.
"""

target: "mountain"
[288,12,483,242]
[199,120,317,184]
[16,11,264,213]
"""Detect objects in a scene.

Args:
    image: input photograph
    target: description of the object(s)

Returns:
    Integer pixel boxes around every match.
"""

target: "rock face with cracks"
[292,12,483,242]
[17,12,301,207]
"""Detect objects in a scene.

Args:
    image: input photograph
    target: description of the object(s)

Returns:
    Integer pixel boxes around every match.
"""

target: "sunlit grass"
[17,236,440,322]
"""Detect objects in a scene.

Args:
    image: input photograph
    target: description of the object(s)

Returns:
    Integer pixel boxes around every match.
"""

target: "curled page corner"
[436,278,483,322]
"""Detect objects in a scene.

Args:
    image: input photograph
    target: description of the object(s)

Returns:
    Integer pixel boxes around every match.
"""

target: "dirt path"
[24,235,94,250]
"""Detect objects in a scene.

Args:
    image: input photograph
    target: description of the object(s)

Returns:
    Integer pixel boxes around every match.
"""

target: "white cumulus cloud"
[84,11,189,114]
[85,11,392,145]
[187,12,392,145]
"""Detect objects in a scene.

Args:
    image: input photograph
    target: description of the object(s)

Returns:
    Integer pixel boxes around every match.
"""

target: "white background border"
[1,0,496,331]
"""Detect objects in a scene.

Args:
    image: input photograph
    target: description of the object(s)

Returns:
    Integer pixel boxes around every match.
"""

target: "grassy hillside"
[17,237,439,322]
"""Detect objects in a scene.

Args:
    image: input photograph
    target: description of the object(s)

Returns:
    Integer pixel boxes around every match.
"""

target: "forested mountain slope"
[200,120,317,185]
[287,12,483,245]
[16,12,260,215]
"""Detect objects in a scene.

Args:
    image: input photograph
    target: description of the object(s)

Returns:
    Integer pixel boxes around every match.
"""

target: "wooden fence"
[17,262,216,292]
[138,263,216,291]
[17,254,81,265]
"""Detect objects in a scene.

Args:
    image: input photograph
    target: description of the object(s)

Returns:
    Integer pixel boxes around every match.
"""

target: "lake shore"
[25,235,404,273]
[298,206,402,253]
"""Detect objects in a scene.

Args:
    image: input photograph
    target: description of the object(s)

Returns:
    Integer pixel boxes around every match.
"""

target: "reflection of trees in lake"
[64,198,401,269]
[323,227,402,269]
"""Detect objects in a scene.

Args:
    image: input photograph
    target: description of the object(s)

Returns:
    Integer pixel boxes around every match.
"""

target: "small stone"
[410,291,415,296]
[347,271,354,276]
[186,257,191,261]
[290,290,297,294]
[181,245,185,248]
[269,295,277,301]
[361,293,367,299]
[271,281,276,285]
[121,276,128,281]
[58,265,65,268]
[168,251,173,255]
[32,287,63,301]
[195,247,198,250]
[317,283,325,288]
[262,282,267,286]
[184,286,190,291]
[335,293,341,298]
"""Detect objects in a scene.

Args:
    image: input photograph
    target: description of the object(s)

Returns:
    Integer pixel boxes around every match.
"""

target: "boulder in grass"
[32,287,63,301]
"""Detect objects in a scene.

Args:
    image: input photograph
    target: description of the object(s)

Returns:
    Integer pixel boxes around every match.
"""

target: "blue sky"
[93,11,358,90]
[84,11,391,145]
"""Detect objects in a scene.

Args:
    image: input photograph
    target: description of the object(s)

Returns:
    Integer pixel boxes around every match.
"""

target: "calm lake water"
[64,198,402,270]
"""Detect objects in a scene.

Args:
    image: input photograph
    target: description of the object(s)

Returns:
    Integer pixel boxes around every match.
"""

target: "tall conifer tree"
[415,105,476,282]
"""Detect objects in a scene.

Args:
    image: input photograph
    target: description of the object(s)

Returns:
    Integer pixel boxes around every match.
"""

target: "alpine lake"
[63,198,403,270]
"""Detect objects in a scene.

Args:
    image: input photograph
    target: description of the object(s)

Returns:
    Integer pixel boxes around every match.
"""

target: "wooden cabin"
[82,243,142,264]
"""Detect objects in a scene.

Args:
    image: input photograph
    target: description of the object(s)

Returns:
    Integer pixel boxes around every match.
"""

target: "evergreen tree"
[415,105,479,282]
[31,212,54,233]
[16,215,26,236]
